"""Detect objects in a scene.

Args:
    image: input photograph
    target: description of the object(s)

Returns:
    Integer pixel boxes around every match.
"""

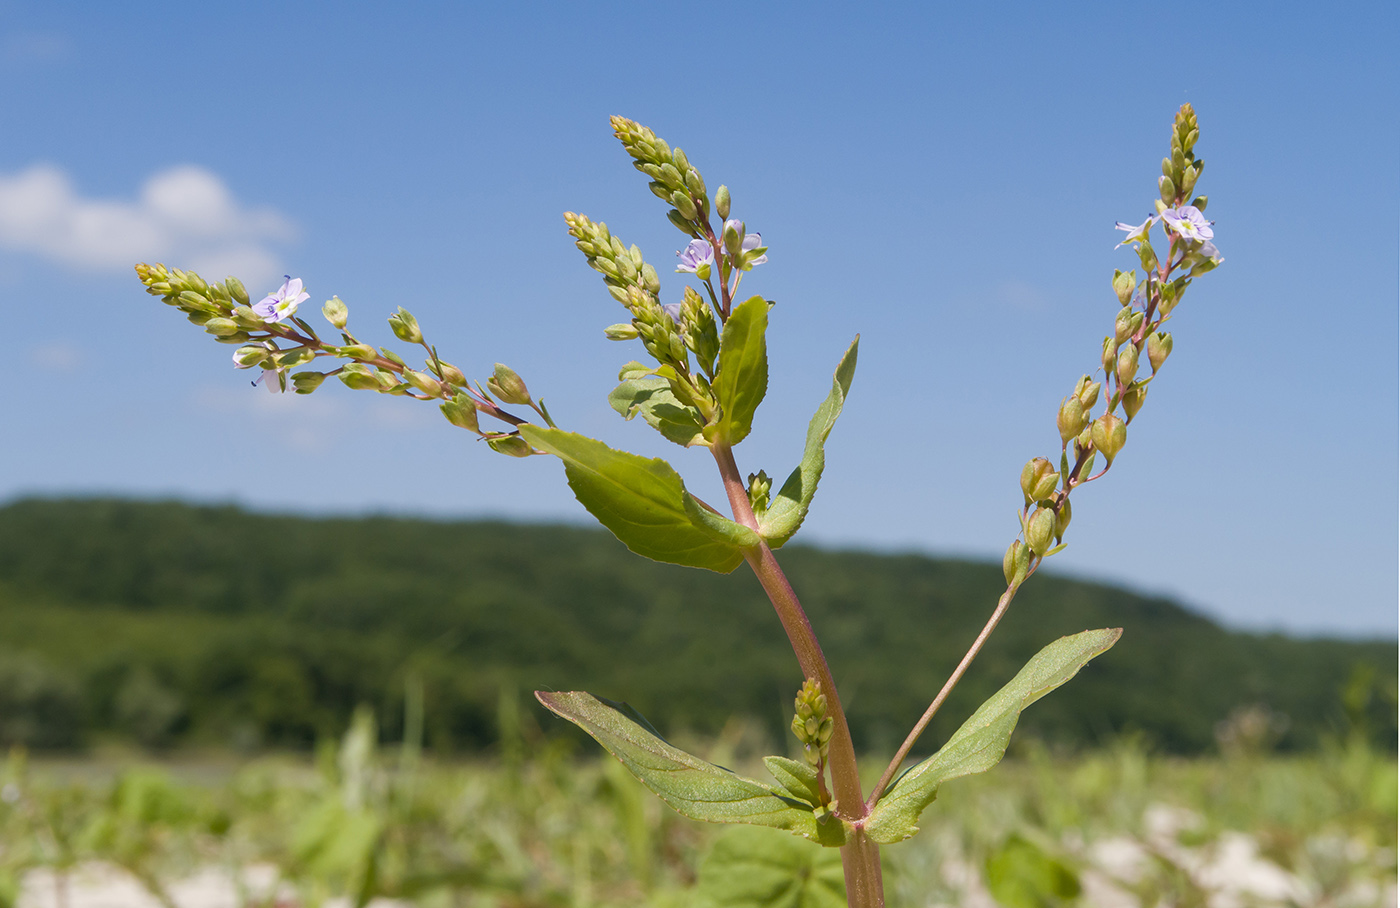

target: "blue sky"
[1,2,1395,637]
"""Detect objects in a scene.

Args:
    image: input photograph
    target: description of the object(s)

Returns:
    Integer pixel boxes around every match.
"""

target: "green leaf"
[757,336,858,548]
[536,692,849,846]
[713,295,769,445]
[985,834,1081,908]
[762,756,823,807]
[520,425,752,572]
[696,827,846,908]
[865,628,1122,844]
[608,376,707,447]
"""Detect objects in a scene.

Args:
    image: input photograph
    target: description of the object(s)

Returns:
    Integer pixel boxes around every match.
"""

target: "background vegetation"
[0,498,1391,759]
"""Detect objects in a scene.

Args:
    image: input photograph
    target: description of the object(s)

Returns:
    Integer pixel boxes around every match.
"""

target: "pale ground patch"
[18,864,409,908]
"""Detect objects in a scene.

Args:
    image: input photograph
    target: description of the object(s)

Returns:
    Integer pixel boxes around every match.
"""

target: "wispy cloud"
[0,31,74,66]
[0,164,296,286]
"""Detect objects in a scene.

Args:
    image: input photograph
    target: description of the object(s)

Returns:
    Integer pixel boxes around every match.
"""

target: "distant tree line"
[0,498,1392,755]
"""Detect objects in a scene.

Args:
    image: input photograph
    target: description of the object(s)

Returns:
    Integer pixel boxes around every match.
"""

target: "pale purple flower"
[661,302,683,326]
[256,369,285,394]
[252,276,309,323]
[675,239,714,275]
[1114,215,1159,248]
[1161,206,1213,243]
[1199,241,1223,263]
[740,232,768,266]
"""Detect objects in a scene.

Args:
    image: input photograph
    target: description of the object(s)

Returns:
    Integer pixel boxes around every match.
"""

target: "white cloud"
[0,31,74,65]
[0,164,295,286]
[194,383,436,453]
[29,342,82,371]
[993,279,1049,311]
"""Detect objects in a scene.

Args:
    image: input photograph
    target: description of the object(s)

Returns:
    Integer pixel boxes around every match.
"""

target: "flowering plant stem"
[712,442,884,907]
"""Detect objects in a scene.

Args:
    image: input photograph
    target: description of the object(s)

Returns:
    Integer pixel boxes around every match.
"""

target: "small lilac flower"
[661,302,683,326]
[1161,206,1213,243]
[1199,241,1223,263]
[740,232,768,267]
[675,239,714,277]
[256,369,285,394]
[252,276,309,323]
[1114,215,1159,248]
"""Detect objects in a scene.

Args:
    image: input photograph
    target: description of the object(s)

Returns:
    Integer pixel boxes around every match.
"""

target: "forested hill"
[0,498,1392,755]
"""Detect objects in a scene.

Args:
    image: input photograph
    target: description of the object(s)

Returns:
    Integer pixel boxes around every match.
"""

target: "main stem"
[711,443,884,908]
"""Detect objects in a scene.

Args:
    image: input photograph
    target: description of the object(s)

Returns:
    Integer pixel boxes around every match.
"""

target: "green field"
[2,731,1393,908]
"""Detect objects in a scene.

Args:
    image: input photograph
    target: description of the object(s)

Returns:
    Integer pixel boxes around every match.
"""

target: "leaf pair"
[608,295,771,449]
[537,628,1120,847]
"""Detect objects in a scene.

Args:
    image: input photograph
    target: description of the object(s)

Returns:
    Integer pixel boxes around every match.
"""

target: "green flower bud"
[337,343,376,360]
[323,296,349,329]
[1114,307,1136,345]
[440,393,480,432]
[1101,337,1117,376]
[1147,332,1173,372]
[433,359,467,386]
[641,263,661,295]
[1091,413,1127,465]
[681,286,719,373]
[1020,457,1058,505]
[230,306,265,329]
[667,209,696,234]
[671,146,690,172]
[1121,380,1148,422]
[1158,173,1177,204]
[1074,375,1101,411]
[233,345,271,368]
[488,435,534,458]
[388,307,423,344]
[178,290,220,315]
[715,185,731,220]
[684,168,706,200]
[1180,164,1199,197]
[1003,540,1030,587]
[275,348,315,370]
[226,276,250,307]
[1112,269,1136,306]
[1074,426,1093,458]
[670,190,698,221]
[722,220,744,256]
[1190,195,1208,212]
[1054,498,1072,540]
[1137,240,1159,273]
[213,331,252,344]
[1027,506,1057,556]
[748,470,772,516]
[291,371,327,394]
[403,369,444,397]
[1057,396,1087,445]
[487,364,532,405]
[203,317,240,337]
[604,323,640,341]
[1116,344,1140,388]
[338,363,381,391]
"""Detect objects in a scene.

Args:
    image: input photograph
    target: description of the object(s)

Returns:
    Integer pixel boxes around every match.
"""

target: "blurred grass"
[0,734,1391,908]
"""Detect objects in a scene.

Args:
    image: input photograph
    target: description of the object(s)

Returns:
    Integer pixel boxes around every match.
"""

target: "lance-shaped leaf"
[608,376,707,447]
[757,337,858,548]
[711,295,769,445]
[537,692,850,846]
[864,628,1122,844]
[520,425,755,572]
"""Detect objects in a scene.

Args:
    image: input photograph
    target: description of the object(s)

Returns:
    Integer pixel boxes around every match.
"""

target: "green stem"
[868,584,1018,807]
[710,443,884,908]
